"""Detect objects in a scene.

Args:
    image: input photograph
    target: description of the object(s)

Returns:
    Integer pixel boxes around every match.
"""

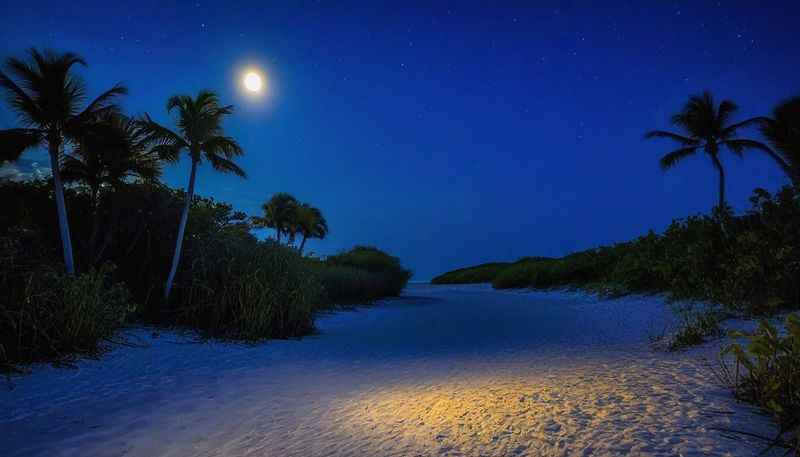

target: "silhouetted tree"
[0,48,127,274]
[646,91,772,210]
[253,192,299,244]
[62,113,162,262]
[139,90,245,301]
[295,203,328,254]
[759,97,800,187]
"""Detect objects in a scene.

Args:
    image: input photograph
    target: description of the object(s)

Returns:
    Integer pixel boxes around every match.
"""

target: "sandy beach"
[1,284,778,456]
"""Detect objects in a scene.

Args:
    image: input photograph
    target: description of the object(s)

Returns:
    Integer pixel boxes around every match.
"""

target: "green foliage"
[720,314,800,453]
[667,305,723,351]
[0,231,134,370]
[170,237,323,341]
[491,253,609,290]
[437,186,800,318]
[324,246,412,300]
[0,180,410,365]
[430,262,510,284]
[316,265,397,304]
[252,193,328,252]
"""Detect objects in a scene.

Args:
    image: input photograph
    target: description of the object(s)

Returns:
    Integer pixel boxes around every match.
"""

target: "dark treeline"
[0,49,411,371]
[432,91,800,453]
[435,91,800,314]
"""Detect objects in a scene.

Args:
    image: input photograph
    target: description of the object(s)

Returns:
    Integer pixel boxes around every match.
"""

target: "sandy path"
[1,284,778,456]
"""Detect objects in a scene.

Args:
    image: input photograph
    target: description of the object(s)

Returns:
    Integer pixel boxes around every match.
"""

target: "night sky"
[1,1,798,279]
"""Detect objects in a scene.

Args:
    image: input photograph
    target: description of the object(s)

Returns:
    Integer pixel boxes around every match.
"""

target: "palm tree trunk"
[49,139,75,275]
[711,154,726,210]
[88,184,100,264]
[164,159,198,301]
[299,235,307,255]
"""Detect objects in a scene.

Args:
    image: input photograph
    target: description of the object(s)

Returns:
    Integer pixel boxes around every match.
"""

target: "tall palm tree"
[295,203,328,254]
[645,91,772,210]
[139,90,246,301]
[253,192,299,244]
[0,48,127,274]
[758,97,800,187]
[62,113,162,262]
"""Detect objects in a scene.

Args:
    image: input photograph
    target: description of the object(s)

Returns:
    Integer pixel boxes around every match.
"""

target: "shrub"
[667,305,723,351]
[0,232,134,370]
[169,236,324,341]
[719,314,800,454]
[490,257,555,289]
[445,186,800,317]
[325,246,412,299]
[316,264,400,304]
[430,262,510,284]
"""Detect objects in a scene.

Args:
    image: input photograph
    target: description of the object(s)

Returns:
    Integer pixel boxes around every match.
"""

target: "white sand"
[1,284,779,456]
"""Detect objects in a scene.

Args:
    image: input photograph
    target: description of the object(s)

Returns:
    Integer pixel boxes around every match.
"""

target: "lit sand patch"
[319,355,775,456]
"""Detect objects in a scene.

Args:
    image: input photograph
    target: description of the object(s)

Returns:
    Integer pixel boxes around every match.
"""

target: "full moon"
[243,72,263,92]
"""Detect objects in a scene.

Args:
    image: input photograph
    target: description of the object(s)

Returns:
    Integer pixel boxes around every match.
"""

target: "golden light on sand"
[243,71,263,92]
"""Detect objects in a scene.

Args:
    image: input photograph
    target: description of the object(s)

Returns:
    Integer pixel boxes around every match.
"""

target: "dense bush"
[0,181,411,367]
[0,231,134,370]
[316,264,395,304]
[719,314,800,454]
[491,252,615,290]
[169,236,324,340]
[667,304,724,351]
[436,186,800,318]
[324,246,412,299]
[430,262,511,284]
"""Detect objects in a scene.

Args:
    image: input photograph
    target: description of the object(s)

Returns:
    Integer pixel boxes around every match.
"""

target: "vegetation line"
[432,90,800,454]
[0,48,411,373]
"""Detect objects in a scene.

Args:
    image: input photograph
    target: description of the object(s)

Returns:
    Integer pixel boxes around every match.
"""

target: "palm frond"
[149,144,183,163]
[760,98,800,170]
[644,130,699,145]
[139,115,188,148]
[30,48,86,73]
[659,146,699,170]
[166,94,192,114]
[73,84,128,123]
[721,116,768,138]
[34,49,89,120]
[206,153,246,178]
[723,139,792,174]
[717,99,739,129]
[723,138,772,154]
[4,56,41,93]
[194,90,220,112]
[0,128,44,162]
[203,135,243,159]
[0,69,41,126]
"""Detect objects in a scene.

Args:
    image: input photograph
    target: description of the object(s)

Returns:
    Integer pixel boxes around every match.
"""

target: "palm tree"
[253,192,299,244]
[645,91,773,210]
[758,97,800,187]
[62,113,162,262]
[295,203,328,254]
[0,48,127,274]
[139,90,246,301]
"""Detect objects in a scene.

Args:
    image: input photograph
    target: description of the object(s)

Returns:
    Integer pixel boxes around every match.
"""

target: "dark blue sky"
[2,1,798,279]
